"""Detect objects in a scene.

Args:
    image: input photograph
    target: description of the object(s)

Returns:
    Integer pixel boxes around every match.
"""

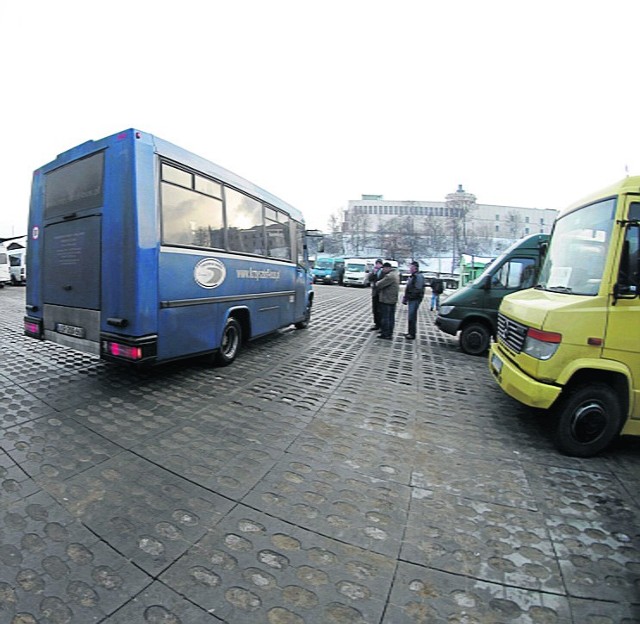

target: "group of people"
[367,259,444,341]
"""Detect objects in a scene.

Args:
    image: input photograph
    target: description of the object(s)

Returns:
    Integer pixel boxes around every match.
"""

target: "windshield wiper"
[546,285,573,293]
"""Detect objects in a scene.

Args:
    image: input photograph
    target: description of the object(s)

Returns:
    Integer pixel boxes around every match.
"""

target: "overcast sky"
[1,0,639,238]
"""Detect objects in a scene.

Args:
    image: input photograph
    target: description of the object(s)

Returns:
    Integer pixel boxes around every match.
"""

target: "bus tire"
[459,322,491,356]
[216,318,242,366]
[553,383,622,457]
[295,305,311,329]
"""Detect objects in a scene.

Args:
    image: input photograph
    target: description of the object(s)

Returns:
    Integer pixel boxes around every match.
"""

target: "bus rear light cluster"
[24,318,42,339]
[102,340,143,361]
[100,333,157,364]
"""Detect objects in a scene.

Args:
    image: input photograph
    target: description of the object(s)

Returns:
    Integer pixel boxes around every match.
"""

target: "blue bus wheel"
[295,305,311,330]
[216,318,242,366]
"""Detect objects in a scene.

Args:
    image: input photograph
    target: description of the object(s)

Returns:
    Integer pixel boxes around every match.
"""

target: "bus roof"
[564,175,640,215]
[42,129,306,224]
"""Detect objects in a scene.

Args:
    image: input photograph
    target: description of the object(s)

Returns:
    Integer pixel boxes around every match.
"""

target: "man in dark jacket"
[375,262,400,339]
[402,260,425,339]
[430,274,444,311]
[366,259,384,330]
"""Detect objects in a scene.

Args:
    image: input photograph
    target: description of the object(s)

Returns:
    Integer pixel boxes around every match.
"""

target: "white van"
[343,258,375,286]
[8,248,26,285]
[0,244,11,288]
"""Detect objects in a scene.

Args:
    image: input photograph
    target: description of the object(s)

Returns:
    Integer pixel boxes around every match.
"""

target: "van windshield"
[315,259,334,269]
[538,198,616,295]
[346,262,366,271]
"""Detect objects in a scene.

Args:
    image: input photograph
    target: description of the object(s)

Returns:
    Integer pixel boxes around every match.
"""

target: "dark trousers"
[379,302,396,337]
[372,293,381,328]
[407,298,422,337]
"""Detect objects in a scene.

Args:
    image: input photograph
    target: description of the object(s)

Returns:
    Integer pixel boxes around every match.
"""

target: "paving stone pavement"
[0,284,639,623]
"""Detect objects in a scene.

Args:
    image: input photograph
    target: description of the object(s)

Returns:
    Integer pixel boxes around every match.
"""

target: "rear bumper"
[313,275,333,284]
[45,329,101,356]
[488,343,561,409]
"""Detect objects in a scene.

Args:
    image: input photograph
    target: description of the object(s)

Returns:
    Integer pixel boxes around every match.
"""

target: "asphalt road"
[0,283,638,623]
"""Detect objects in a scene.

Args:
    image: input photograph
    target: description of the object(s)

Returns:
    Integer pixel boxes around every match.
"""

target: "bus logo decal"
[194,258,226,289]
[236,268,281,280]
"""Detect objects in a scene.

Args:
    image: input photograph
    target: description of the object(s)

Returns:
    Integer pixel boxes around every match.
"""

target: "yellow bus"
[489,176,640,456]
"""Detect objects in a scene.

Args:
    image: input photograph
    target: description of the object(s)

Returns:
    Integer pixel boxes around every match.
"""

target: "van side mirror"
[305,230,325,253]
[479,275,492,290]
[540,241,548,258]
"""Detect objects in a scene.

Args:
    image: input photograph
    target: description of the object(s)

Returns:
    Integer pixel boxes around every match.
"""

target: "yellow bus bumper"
[489,344,562,409]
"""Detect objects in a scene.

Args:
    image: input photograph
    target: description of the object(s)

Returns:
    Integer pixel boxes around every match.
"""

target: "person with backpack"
[402,260,425,340]
[430,273,444,311]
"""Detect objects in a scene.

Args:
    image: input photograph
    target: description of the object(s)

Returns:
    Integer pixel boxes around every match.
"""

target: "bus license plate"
[491,353,503,375]
[55,323,86,338]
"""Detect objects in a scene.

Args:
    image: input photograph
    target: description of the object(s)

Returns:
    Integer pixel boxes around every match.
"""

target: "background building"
[332,186,558,273]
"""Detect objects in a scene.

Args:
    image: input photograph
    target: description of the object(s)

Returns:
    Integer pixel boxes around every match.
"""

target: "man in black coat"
[402,261,425,339]
[367,259,384,330]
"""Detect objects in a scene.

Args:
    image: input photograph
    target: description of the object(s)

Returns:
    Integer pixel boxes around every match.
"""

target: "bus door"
[294,265,308,318]
[41,215,102,349]
[607,199,640,422]
[294,224,310,321]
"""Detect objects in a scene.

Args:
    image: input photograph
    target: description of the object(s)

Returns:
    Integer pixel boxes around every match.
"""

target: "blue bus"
[24,129,314,366]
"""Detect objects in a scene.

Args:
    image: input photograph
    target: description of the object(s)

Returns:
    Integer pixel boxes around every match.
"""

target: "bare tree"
[350,212,371,256]
[506,210,523,239]
[445,186,478,272]
[423,216,450,257]
[322,233,345,256]
[327,211,342,234]
[465,223,494,256]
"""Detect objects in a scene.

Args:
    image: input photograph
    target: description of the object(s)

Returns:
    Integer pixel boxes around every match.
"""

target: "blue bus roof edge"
[47,129,305,224]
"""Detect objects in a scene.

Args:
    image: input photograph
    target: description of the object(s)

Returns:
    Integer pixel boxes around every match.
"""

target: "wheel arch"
[224,306,251,344]
[558,367,630,421]
[459,313,496,336]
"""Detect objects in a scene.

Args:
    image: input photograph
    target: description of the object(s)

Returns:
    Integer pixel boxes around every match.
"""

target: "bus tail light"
[103,341,143,361]
[523,328,562,360]
[24,317,43,339]
[100,333,157,364]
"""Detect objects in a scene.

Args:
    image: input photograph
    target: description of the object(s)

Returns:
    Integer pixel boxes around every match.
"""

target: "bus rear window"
[45,152,105,218]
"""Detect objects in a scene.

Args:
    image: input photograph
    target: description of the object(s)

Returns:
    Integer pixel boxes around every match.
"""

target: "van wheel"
[216,318,241,366]
[459,322,491,356]
[553,383,622,457]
